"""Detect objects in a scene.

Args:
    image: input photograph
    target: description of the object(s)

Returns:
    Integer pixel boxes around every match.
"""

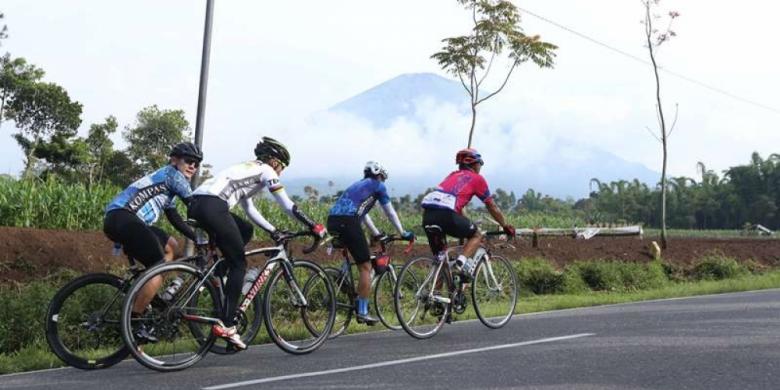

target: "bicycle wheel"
[121,262,221,372]
[472,255,518,329]
[322,267,353,339]
[263,260,335,355]
[45,273,129,369]
[394,257,451,339]
[373,266,405,331]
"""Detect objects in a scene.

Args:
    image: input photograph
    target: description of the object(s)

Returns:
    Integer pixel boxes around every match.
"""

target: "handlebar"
[274,231,322,254]
[374,234,416,255]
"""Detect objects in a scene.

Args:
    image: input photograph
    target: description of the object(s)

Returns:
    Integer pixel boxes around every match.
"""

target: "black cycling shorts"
[421,207,477,254]
[327,215,371,264]
[103,209,170,268]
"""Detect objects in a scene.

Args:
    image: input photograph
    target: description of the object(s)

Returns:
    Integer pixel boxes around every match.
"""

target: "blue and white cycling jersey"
[329,178,391,218]
[105,165,192,225]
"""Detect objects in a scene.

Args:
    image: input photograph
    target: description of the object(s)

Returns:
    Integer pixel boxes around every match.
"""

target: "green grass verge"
[3,270,780,375]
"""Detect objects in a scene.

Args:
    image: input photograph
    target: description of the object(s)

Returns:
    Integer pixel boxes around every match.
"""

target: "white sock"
[456,254,468,267]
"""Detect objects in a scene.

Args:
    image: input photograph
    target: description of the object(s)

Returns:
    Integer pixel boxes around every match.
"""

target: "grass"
[6,262,780,374]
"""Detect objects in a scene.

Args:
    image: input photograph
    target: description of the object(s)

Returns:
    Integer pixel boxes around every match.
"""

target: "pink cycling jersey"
[421,169,494,214]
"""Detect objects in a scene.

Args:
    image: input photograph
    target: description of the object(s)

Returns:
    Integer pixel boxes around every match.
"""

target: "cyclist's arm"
[361,213,381,236]
[485,200,508,227]
[240,197,275,233]
[164,207,197,241]
[376,183,404,234]
[270,187,318,229]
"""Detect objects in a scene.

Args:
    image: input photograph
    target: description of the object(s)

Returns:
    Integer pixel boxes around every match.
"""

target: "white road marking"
[203,333,595,390]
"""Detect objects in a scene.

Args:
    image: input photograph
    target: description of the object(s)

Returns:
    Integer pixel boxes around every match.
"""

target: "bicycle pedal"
[432,295,451,304]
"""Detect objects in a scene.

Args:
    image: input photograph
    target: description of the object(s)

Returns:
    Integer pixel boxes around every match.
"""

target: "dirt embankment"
[2,226,779,284]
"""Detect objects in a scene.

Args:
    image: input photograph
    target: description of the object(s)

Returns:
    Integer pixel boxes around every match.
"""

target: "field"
[2,225,778,285]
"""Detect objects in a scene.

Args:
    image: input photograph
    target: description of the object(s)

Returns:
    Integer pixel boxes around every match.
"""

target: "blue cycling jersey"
[105,165,193,225]
[329,178,390,218]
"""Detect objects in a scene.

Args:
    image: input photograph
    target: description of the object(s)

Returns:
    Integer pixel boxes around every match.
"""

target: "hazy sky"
[1,0,778,187]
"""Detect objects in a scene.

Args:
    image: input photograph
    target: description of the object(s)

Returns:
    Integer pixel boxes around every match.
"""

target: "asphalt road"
[4,289,780,390]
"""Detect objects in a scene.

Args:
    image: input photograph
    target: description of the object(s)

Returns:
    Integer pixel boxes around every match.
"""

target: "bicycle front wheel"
[472,255,518,329]
[323,267,353,339]
[373,266,404,330]
[121,262,221,372]
[263,260,335,354]
[45,273,129,369]
[394,257,450,339]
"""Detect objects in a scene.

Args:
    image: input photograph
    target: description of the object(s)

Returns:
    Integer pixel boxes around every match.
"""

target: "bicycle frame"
[178,243,308,326]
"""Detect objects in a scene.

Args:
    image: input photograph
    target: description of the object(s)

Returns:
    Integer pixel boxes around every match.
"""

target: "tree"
[0,55,45,127]
[641,0,679,248]
[0,12,8,45]
[84,116,118,185]
[432,0,557,147]
[7,81,83,178]
[124,105,191,172]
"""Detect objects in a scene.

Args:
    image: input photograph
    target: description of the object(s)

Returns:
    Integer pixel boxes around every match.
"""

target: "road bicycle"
[323,234,415,338]
[45,253,144,369]
[119,225,336,372]
[44,225,266,369]
[393,226,519,339]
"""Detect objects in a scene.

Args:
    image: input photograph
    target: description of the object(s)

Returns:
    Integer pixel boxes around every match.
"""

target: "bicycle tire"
[45,273,129,369]
[472,255,518,329]
[322,267,353,339]
[373,266,403,331]
[121,262,220,372]
[263,260,335,355]
[394,257,451,340]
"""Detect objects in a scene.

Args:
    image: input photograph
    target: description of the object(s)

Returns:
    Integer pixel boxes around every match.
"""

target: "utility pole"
[187,0,214,255]
[192,0,214,187]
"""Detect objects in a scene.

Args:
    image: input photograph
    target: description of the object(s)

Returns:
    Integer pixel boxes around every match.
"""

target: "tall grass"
[0,177,582,233]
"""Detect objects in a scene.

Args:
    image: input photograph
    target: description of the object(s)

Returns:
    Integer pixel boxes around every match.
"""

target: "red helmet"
[455,148,484,165]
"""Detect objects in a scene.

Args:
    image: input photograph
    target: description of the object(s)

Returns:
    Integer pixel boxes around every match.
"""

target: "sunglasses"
[182,157,201,168]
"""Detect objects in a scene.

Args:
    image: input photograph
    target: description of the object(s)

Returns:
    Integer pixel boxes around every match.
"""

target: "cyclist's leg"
[149,226,176,261]
[104,210,166,314]
[328,215,376,323]
[230,212,254,246]
[422,208,447,255]
[190,198,246,324]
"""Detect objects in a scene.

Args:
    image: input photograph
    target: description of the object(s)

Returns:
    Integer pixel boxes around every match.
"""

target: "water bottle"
[242,267,261,295]
[161,277,183,301]
[112,242,122,256]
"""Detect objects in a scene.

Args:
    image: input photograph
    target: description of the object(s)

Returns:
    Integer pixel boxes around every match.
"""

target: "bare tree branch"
[645,126,662,143]
[477,43,497,87]
[458,72,473,97]
[476,61,517,105]
[667,103,680,138]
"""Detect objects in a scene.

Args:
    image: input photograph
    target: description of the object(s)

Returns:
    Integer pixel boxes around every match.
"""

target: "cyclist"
[327,161,415,325]
[420,148,515,278]
[103,142,203,341]
[188,136,326,349]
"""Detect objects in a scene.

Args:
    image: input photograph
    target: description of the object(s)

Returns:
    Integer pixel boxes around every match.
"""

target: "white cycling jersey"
[193,160,298,232]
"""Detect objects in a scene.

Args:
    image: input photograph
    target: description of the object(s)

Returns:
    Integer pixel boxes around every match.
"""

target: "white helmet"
[364,161,388,179]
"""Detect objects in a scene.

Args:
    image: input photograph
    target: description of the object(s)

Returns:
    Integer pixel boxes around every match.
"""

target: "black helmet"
[169,142,203,161]
[254,137,290,167]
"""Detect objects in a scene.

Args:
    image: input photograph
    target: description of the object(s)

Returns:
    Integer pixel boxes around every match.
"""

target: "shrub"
[571,260,668,292]
[514,258,564,295]
[690,253,749,280]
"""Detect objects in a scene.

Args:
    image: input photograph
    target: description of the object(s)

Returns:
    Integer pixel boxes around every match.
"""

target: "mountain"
[289,72,658,199]
[330,73,468,128]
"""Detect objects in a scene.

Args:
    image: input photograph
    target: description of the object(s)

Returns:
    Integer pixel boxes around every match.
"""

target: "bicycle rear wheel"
[264,260,335,354]
[394,257,451,339]
[323,267,353,339]
[373,266,404,330]
[472,255,518,329]
[121,262,220,372]
[45,273,129,369]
